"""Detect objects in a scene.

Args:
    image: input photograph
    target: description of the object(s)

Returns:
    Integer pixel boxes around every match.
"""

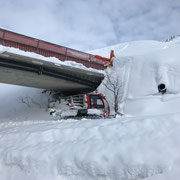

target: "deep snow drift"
[1,38,180,179]
[1,113,180,180]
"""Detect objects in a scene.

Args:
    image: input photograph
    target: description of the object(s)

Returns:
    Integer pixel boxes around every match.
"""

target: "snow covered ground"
[1,37,180,179]
[1,113,180,180]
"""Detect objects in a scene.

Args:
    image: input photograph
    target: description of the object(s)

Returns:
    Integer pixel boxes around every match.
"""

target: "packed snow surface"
[1,114,180,180]
[1,37,180,179]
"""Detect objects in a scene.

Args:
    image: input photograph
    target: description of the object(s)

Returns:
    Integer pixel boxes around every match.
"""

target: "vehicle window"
[90,95,104,109]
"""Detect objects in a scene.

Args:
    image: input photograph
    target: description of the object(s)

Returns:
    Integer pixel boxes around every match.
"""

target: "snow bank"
[91,38,180,116]
[90,40,171,114]
[1,113,180,180]
[122,41,180,116]
[144,169,180,180]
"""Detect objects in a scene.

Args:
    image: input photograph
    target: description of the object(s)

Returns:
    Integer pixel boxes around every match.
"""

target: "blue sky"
[0,0,180,51]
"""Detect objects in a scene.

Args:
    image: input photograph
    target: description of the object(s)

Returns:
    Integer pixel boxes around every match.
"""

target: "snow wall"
[91,38,180,116]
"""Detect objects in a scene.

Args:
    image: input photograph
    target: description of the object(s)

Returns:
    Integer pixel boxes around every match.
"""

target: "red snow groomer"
[87,93,110,116]
[49,93,110,119]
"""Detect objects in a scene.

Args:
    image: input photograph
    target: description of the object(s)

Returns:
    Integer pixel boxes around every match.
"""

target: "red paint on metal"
[67,49,90,61]
[38,41,66,54]
[87,93,110,115]
[95,50,115,67]
[110,50,115,59]
[0,28,109,70]
[95,55,111,62]
[0,29,4,39]
[5,31,38,47]
[90,56,107,65]
[109,50,115,67]
[38,49,66,61]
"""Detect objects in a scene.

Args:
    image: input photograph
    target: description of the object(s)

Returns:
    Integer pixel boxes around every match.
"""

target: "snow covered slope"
[90,38,180,58]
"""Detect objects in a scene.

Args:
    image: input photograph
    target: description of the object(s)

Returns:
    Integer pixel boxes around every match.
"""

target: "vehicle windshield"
[89,95,104,109]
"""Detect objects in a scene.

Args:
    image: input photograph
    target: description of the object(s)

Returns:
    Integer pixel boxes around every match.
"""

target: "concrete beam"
[0,52,104,96]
